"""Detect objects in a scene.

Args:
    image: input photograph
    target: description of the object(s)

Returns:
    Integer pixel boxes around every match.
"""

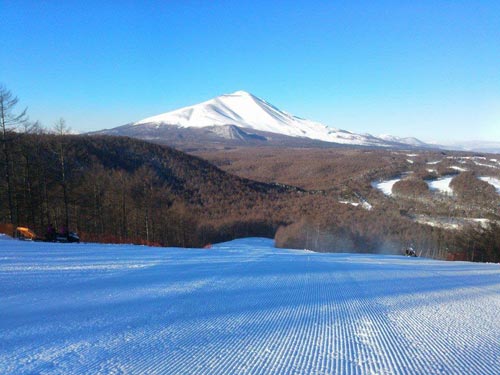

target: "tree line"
[0,133,286,247]
[1,84,498,262]
[0,85,288,245]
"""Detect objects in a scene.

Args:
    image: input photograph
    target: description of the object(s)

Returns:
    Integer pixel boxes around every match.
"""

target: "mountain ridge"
[95,90,431,149]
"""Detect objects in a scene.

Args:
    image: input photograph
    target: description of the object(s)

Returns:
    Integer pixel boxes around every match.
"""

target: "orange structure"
[15,227,37,241]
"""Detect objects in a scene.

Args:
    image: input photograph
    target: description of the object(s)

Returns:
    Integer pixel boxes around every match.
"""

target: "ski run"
[1,238,499,374]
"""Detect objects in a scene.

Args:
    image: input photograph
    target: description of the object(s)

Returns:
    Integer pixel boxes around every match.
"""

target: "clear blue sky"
[2,1,499,142]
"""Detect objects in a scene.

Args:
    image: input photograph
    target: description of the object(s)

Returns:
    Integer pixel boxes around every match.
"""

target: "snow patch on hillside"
[480,176,500,194]
[414,215,491,230]
[371,177,401,196]
[340,199,372,210]
[475,161,499,169]
[426,176,454,194]
[450,166,467,172]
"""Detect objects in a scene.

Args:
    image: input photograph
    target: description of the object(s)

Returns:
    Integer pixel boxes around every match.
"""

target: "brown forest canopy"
[0,132,304,246]
[0,132,499,262]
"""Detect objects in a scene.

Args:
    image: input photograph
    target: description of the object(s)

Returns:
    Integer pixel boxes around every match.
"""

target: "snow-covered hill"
[1,238,499,374]
[378,134,429,147]
[129,91,425,147]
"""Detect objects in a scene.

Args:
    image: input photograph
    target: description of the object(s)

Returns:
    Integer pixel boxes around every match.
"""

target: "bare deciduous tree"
[0,85,28,223]
[53,118,71,230]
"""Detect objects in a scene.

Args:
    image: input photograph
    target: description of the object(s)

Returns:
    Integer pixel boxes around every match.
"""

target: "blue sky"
[1,1,499,142]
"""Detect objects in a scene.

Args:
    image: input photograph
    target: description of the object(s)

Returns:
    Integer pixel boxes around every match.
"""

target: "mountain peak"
[134,90,333,140]
[131,92,428,148]
[225,90,253,97]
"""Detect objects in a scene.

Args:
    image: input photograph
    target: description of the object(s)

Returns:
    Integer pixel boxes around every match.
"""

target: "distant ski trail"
[1,238,499,374]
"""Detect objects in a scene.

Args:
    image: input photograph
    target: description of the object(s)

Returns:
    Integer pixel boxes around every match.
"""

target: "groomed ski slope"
[1,238,499,374]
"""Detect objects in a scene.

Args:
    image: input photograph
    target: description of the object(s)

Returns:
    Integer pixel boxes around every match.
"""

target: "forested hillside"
[1,133,303,246]
[197,147,500,263]
[1,131,499,262]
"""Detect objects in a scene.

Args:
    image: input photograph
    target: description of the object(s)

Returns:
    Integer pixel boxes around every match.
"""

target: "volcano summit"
[96,91,426,149]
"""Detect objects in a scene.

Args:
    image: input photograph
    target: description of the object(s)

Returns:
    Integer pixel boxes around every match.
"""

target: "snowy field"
[1,238,499,375]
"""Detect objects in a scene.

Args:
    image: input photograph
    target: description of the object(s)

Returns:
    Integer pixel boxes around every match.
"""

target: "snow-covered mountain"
[97,90,429,149]
[135,90,331,138]
[133,90,428,147]
[378,134,429,147]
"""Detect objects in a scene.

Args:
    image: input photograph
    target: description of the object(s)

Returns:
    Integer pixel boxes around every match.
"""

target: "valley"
[195,146,500,261]
[3,129,499,262]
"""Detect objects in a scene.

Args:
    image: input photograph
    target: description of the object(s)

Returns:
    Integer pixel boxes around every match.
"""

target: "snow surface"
[134,91,406,147]
[379,135,427,147]
[480,176,500,194]
[0,233,13,241]
[339,200,372,210]
[339,200,360,207]
[426,176,454,194]
[474,161,499,169]
[414,215,491,230]
[360,201,373,210]
[450,166,467,172]
[1,238,500,374]
[371,178,401,196]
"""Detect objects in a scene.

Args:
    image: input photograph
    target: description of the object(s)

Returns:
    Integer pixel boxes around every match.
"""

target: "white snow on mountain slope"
[379,134,428,147]
[134,91,404,146]
[1,238,499,374]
